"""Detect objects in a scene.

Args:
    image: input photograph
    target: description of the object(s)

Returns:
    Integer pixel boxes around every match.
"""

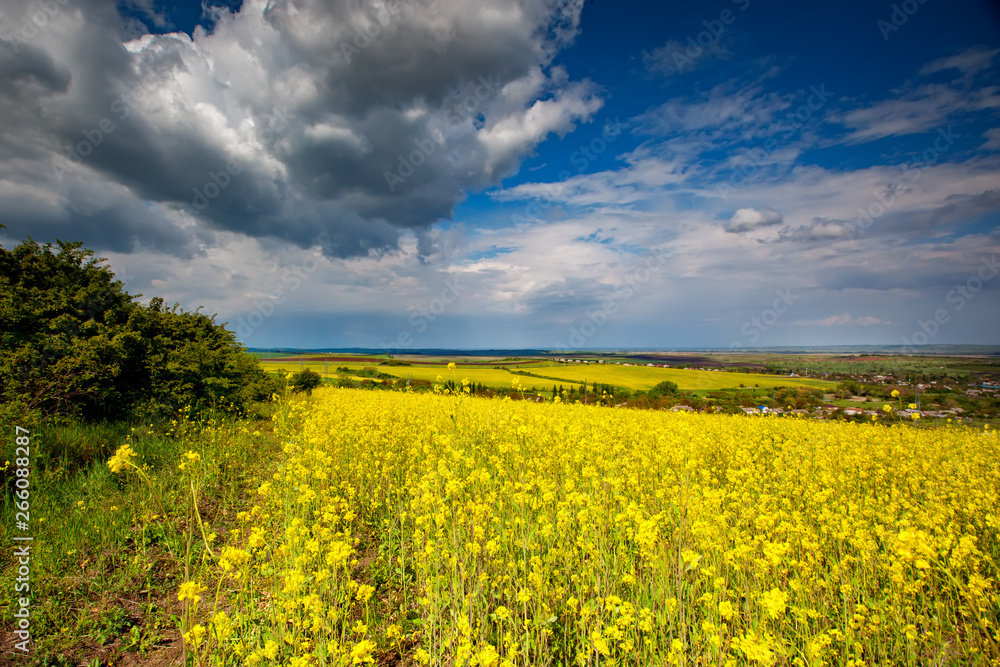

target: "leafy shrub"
[0,235,277,420]
[290,369,324,394]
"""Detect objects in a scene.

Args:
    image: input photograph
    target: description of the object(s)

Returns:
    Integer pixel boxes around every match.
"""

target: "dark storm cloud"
[0,0,598,259]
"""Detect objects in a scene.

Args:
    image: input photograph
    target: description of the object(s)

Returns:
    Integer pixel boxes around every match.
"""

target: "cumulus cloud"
[0,0,600,259]
[725,206,782,232]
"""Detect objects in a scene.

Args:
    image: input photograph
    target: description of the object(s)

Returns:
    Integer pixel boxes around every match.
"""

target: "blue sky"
[1,0,998,349]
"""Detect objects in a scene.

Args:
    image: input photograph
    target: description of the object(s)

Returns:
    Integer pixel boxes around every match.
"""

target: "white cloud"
[725,207,782,233]
[831,47,1000,144]
[919,46,998,77]
[0,0,600,259]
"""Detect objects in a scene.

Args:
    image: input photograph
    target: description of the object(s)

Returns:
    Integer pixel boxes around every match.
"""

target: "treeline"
[0,234,278,424]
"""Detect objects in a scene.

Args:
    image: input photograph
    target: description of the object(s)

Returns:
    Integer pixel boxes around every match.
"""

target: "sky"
[1,0,999,351]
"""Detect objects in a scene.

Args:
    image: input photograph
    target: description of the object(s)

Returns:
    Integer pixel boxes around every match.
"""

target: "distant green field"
[259,357,835,391]
[519,363,835,391]
[260,362,572,389]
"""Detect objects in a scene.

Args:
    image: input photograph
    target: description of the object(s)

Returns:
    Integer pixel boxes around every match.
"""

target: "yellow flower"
[108,444,136,473]
[734,631,775,665]
[883,404,893,412]
[908,403,917,410]
[891,389,900,398]
[350,639,376,664]
[211,612,232,641]
[219,546,250,572]
[760,588,787,619]
[177,581,207,605]
[476,644,501,667]
[355,584,375,603]
[227,377,998,666]
[447,362,456,370]
[183,624,207,647]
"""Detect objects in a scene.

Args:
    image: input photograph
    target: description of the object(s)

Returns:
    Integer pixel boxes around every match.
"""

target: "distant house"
[741,407,760,415]
[843,407,863,416]
[670,405,694,412]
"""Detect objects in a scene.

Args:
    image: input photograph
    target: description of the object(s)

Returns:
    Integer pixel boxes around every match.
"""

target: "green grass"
[0,407,280,665]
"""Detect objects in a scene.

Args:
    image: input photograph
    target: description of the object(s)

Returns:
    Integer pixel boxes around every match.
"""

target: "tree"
[290,369,323,394]
[647,380,679,398]
[116,298,277,419]
[0,237,135,419]
[0,235,277,421]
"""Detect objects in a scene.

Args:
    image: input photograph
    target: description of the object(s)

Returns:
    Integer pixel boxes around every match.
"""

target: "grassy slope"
[0,409,279,665]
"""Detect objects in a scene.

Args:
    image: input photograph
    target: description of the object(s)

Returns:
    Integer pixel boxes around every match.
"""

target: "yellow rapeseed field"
[187,387,1000,666]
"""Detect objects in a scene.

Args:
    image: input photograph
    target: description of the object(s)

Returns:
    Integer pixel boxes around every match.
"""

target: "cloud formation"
[725,206,782,232]
[0,0,600,258]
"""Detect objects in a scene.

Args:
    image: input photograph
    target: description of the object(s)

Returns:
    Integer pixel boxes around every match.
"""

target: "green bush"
[647,380,680,398]
[0,235,278,421]
[291,369,324,394]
